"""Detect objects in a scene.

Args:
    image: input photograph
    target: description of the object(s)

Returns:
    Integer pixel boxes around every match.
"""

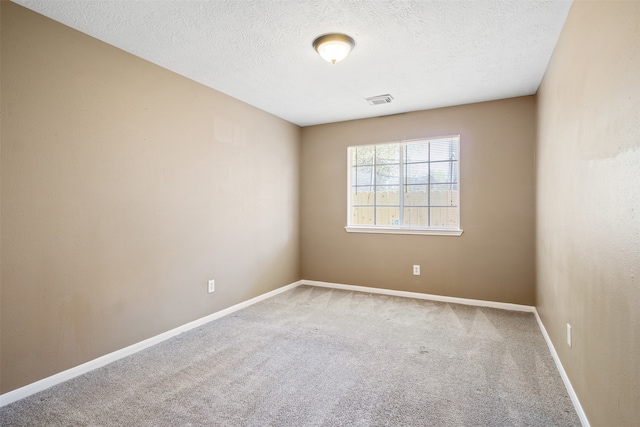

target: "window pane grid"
[349,136,459,230]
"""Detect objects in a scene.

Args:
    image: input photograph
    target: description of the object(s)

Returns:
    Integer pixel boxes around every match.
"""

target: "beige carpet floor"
[0,285,581,426]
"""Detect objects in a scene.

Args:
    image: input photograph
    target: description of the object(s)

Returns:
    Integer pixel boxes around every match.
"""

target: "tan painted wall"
[301,97,536,305]
[536,1,640,425]
[0,2,301,393]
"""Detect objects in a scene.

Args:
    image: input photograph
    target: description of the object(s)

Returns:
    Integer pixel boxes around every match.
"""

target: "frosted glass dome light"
[313,34,355,64]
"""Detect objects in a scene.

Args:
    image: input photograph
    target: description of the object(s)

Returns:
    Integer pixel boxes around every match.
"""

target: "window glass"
[347,136,460,232]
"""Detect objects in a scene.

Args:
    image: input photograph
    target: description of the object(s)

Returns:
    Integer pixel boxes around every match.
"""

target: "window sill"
[345,226,463,236]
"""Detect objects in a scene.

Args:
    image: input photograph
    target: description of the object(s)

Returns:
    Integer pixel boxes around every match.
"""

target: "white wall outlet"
[567,323,572,347]
[413,265,420,275]
[208,279,215,294]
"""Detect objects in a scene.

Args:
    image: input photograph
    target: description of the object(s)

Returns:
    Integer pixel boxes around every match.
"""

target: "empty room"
[1,0,638,426]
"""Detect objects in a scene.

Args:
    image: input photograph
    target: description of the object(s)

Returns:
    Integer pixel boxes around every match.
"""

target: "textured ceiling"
[12,0,573,127]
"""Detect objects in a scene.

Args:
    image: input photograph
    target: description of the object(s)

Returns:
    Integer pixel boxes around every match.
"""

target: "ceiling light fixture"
[313,34,355,64]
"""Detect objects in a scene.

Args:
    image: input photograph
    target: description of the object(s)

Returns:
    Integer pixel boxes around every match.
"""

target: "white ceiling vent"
[366,94,394,106]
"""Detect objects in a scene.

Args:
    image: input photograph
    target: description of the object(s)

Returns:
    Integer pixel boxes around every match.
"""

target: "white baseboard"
[305,280,588,425]
[301,279,535,312]
[2,277,588,427]
[0,280,303,407]
[533,309,590,427]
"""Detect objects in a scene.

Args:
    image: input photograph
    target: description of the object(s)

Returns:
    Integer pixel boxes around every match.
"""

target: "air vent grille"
[366,94,394,106]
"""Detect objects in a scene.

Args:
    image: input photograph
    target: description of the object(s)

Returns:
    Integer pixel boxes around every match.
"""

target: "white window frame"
[346,136,463,236]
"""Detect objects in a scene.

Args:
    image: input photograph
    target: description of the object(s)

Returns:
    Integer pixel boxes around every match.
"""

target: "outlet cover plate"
[208,280,215,293]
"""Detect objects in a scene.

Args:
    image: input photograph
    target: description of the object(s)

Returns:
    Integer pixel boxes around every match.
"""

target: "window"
[346,136,462,236]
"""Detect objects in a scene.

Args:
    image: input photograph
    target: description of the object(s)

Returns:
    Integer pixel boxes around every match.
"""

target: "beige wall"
[301,97,536,305]
[0,2,301,393]
[5,2,638,423]
[536,1,640,425]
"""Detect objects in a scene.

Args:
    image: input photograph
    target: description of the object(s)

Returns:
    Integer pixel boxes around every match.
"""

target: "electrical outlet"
[567,323,572,347]
[208,280,215,294]
[413,265,420,275]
